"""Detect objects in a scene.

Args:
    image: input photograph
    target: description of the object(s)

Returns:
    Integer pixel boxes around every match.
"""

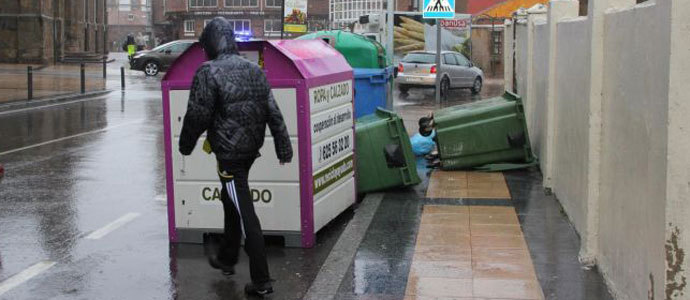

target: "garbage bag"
[410,131,436,156]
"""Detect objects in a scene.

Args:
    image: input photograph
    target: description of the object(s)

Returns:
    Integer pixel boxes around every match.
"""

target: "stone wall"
[0,0,107,64]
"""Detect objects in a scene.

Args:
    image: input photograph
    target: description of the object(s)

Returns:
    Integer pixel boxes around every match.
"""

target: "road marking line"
[303,193,384,300]
[85,212,141,240]
[0,261,56,297]
[0,119,145,157]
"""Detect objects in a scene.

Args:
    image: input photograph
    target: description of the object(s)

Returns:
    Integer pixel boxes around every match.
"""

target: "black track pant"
[216,158,271,284]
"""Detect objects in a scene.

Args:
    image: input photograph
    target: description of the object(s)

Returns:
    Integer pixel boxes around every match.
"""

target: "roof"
[475,0,549,19]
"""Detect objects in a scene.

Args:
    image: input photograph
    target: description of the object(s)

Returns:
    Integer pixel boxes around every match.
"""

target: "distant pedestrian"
[178,17,292,297]
[123,35,136,60]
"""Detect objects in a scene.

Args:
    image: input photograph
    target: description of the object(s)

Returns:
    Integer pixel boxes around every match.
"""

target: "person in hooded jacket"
[178,17,292,296]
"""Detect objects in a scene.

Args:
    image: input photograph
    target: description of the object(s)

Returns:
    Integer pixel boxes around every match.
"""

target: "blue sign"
[423,0,455,19]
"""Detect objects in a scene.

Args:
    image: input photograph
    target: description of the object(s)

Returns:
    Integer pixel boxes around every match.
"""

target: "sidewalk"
[331,162,613,299]
[0,63,108,104]
[169,158,614,299]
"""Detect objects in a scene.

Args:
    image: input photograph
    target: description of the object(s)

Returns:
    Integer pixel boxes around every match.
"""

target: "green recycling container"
[297,30,389,69]
[355,108,421,193]
[435,91,535,170]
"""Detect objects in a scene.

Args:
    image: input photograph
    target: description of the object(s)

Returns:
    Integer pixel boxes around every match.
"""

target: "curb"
[0,90,113,114]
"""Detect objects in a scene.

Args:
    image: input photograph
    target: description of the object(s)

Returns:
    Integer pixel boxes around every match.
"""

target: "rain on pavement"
[0,54,611,300]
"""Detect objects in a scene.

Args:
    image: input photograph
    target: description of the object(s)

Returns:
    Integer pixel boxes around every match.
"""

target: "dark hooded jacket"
[179,17,293,162]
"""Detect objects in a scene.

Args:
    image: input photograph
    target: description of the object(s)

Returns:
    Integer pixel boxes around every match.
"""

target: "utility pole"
[435,20,441,108]
[280,0,286,39]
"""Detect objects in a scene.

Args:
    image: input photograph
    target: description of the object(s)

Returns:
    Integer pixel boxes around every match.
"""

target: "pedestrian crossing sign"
[423,0,455,19]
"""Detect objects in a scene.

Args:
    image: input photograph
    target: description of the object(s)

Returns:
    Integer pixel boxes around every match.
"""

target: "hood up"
[199,17,239,60]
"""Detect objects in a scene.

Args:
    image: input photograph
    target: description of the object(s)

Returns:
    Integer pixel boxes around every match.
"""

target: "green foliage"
[460,38,471,59]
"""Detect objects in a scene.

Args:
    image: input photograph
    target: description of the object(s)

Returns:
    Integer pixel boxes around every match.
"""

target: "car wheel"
[471,77,482,94]
[144,61,160,76]
[398,84,410,94]
[440,76,450,98]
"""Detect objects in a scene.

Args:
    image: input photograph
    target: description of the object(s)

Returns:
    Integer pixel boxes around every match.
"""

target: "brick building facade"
[0,0,108,64]
[162,0,329,40]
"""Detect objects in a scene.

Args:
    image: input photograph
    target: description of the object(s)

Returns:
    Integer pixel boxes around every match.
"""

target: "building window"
[189,0,217,8]
[264,19,280,32]
[265,0,282,7]
[227,19,251,34]
[225,0,258,7]
[184,20,196,35]
[119,0,131,11]
[128,14,135,21]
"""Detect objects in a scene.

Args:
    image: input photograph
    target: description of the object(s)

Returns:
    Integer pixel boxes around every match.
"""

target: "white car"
[395,51,484,95]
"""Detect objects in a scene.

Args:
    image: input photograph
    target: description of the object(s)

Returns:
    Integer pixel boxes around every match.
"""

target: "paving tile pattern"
[404,205,544,300]
[426,171,511,199]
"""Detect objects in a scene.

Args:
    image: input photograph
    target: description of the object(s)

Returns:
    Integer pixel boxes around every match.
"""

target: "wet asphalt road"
[0,54,503,300]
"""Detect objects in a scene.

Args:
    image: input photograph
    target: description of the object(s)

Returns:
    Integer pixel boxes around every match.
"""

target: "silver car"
[395,51,484,95]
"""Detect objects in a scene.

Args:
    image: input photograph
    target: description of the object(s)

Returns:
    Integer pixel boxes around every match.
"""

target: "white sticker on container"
[310,103,353,144]
[312,129,354,172]
[309,80,352,113]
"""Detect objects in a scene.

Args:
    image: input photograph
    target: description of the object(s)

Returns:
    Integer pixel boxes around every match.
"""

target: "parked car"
[130,40,195,76]
[395,51,484,96]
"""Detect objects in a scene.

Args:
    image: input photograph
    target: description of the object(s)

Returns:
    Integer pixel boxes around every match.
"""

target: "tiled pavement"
[405,205,543,299]
[331,159,614,300]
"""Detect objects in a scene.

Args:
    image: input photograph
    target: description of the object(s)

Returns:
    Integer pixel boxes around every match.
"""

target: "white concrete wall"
[503,20,514,92]
[665,1,690,300]
[515,21,529,99]
[598,3,670,298]
[551,17,591,237]
[529,22,549,167]
[507,0,690,299]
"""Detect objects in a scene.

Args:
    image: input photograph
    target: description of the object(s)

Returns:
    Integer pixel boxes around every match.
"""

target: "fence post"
[102,56,107,78]
[80,63,85,94]
[543,0,579,191]
[503,19,513,93]
[120,67,125,90]
[27,66,33,100]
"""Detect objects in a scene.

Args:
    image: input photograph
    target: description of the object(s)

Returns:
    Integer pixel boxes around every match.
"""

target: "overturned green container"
[435,91,535,170]
[355,108,421,193]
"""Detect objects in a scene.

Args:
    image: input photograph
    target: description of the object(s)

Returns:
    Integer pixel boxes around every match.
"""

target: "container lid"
[162,40,352,87]
[268,39,352,81]
[297,30,389,68]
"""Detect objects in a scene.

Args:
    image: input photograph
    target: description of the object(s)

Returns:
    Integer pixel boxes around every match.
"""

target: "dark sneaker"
[244,282,273,297]
[207,256,235,275]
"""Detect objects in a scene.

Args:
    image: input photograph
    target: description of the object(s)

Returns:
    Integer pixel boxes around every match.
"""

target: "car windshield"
[402,53,435,64]
[152,41,179,51]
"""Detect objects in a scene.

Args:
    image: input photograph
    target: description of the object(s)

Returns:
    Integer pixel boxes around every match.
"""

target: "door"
[442,53,461,88]
[454,53,474,87]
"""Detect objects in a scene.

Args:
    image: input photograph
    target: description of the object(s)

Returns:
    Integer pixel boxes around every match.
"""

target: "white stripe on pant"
[226,180,246,239]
